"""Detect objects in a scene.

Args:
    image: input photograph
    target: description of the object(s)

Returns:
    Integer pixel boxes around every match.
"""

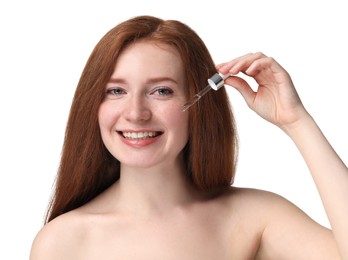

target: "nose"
[124,95,152,122]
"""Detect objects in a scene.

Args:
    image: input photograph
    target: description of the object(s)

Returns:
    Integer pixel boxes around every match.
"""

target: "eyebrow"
[108,77,178,85]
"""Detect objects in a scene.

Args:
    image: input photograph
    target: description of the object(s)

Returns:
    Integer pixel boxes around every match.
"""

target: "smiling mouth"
[119,131,163,140]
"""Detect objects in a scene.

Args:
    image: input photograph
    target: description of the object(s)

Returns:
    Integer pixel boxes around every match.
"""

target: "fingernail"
[229,69,237,75]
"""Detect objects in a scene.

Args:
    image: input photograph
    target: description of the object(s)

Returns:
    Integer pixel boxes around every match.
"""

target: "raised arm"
[217,52,348,259]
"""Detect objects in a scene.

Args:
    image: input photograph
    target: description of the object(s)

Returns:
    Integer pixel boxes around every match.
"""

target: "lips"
[117,130,163,148]
[119,131,163,140]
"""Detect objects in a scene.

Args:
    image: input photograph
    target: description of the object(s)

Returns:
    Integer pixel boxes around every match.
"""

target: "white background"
[1,0,347,258]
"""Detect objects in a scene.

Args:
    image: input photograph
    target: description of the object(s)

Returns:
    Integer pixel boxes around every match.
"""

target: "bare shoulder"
[226,187,340,259]
[224,186,321,229]
[227,186,316,222]
[30,210,85,260]
[222,186,295,212]
[217,187,298,230]
[226,186,287,200]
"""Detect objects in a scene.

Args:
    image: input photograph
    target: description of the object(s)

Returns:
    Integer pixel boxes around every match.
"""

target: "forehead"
[112,41,185,79]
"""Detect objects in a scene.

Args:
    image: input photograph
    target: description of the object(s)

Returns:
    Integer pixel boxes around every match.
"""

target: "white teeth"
[122,131,160,139]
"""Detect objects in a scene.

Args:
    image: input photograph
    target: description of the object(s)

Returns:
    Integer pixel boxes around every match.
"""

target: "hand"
[217,52,309,130]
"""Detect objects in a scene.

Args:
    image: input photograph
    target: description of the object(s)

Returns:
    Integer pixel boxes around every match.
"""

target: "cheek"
[98,102,116,131]
[161,104,189,135]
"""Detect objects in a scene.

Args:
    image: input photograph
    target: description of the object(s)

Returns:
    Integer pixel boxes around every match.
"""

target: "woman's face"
[98,41,189,169]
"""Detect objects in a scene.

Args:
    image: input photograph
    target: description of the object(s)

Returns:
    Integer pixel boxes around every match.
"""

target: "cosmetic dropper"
[182,72,230,111]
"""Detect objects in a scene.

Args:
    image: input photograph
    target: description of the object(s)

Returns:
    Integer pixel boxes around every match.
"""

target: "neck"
[111,156,201,215]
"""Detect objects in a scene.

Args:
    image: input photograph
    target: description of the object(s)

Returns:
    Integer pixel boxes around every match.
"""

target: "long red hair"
[46,15,238,223]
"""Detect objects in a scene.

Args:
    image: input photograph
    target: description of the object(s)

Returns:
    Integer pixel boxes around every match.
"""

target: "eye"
[152,87,174,96]
[105,88,127,99]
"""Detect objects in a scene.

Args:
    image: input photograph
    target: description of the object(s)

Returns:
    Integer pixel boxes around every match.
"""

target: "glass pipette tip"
[182,85,212,112]
[182,72,230,112]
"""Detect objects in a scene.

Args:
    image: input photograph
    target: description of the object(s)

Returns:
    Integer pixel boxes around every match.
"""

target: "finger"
[216,53,254,75]
[224,76,256,108]
[215,62,227,70]
[245,56,285,77]
[228,52,267,75]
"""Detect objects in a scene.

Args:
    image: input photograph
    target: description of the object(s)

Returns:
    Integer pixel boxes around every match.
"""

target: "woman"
[30,15,347,259]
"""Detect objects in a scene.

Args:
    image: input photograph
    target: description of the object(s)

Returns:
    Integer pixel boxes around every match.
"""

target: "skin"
[30,44,347,259]
[99,40,189,172]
